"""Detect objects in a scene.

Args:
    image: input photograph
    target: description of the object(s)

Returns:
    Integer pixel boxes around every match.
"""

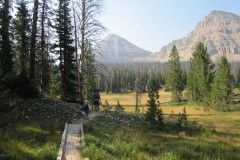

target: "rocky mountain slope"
[99,34,151,62]
[150,10,240,62]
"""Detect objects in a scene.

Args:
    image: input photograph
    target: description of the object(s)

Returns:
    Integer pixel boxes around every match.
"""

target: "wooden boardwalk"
[57,111,100,160]
[57,123,84,160]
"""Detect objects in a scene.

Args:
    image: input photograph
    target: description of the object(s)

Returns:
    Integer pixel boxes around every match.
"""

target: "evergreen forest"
[0,0,105,103]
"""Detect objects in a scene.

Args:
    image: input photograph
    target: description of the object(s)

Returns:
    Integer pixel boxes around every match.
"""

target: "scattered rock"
[10,98,84,122]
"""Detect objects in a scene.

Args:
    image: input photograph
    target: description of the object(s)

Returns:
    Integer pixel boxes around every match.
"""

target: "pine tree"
[237,68,240,87]
[54,0,77,101]
[0,0,13,77]
[211,56,233,111]
[177,107,188,129]
[49,65,61,98]
[187,42,214,107]
[36,0,53,95]
[145,82,164,129]
[83,41,97,103]
[146,74,160,92]
[166,45,184,102]
[0,0,2,72]
[13,0,31,75]
[29,0,39,80]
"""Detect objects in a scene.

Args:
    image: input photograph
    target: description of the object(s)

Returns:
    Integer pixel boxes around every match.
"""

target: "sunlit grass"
[101,88,172,106]
[82,111,240,160]
[19,126,50,135]
[0,119,63,160]
[100,90,240,136]
[85,90,240,159]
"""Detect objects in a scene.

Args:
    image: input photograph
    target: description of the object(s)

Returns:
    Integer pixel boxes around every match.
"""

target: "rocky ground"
[0,97,85,127]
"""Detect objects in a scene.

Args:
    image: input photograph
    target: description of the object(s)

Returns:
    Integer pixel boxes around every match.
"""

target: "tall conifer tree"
[166,45,184,102]
[187,42,214,107]
[0,0,13,76]
[29,0,39,80]
[36,0,53,95]
[13,0,31,75]
[145,80,164,129]
[83,41,96,103]
[211,56,233,111]
[55,0,77,101]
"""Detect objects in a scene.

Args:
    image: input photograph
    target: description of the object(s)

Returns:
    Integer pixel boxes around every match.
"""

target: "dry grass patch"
[101,89,171,106]
[82,111,240,160]
[100,89,240,153]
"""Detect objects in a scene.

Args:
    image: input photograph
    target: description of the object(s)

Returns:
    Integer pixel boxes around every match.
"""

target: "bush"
[145,89,164,130]
[102,99,112,110]
[177,107,188,130]
[114,100,124,111]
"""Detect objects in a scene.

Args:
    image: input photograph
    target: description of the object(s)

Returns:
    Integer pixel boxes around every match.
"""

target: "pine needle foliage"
[54,0,78,101]
[12,0,31,75]
[211,56,233,111]
[145,85,164,129]
[0,0,14,76]
[166,45,184,102]
[177,107,188,130]
[187,42,214,108]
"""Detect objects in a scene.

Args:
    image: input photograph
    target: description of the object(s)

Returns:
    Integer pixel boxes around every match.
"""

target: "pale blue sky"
[100,0,240,52]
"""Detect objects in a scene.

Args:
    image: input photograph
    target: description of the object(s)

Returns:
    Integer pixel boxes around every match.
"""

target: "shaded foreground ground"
[0,98,83,160]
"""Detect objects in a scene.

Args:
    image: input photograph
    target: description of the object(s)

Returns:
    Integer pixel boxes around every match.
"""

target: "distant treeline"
[96,61,240,92]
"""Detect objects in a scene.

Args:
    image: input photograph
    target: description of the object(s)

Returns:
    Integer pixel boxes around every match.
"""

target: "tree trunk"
[73,6,80,101]
[1,0,13,75]
[79,0,86,103]
[29,0,39,80]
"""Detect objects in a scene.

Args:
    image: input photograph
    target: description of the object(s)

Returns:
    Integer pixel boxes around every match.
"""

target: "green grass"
[0,120,63,160]
[1,89,240,160]
[82,111,240,160]
[0,98,69,160]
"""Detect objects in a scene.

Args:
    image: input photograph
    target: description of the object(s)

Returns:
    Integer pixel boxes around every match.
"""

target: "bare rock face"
[151,10,240,62]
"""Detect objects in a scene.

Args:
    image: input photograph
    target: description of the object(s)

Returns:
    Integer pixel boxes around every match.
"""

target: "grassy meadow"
[0,89,239,160]
[81,89,240,160]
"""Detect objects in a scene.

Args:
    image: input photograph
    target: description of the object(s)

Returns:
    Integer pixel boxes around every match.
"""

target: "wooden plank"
[64,124,82,160]
[57,123,68,160]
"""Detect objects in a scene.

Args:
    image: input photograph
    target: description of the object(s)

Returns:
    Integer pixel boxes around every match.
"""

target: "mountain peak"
[104,34,122,40]
[196,10,240,29]
[150,10,240,62]
[100,34,151,62]
[206,10,239,19]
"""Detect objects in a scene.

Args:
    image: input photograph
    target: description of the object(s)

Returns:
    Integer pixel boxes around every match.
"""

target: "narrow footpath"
[57,111,101,160]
